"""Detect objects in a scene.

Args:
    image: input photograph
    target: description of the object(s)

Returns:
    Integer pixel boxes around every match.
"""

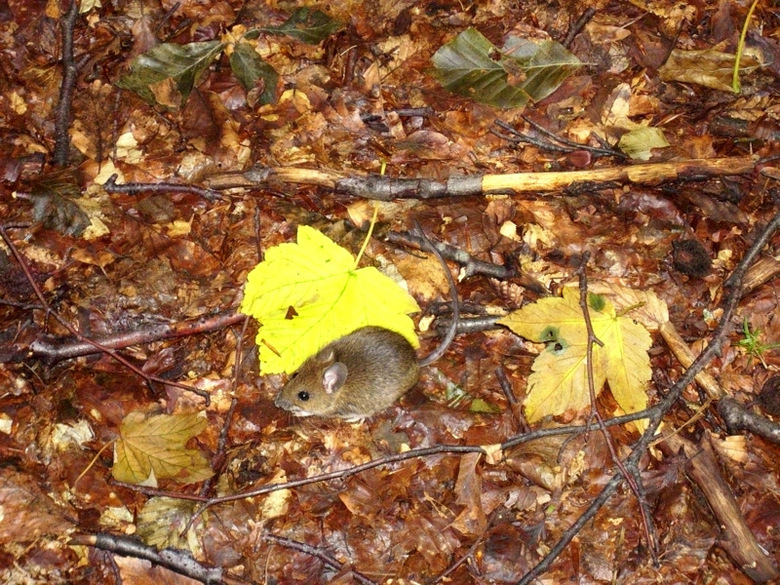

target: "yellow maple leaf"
[499,287,651,422]
[113,411,213,486]
[240,225,421,374]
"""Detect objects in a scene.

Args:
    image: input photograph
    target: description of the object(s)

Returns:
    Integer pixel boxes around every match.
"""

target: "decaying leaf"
[258,8,342,44]
[117,41,225,108]
[28,175,90,237]
[659,47,762,93]
[499,287,652,422]
[113,411,213,486]
[228,41,278,105]
[431,28,581,108]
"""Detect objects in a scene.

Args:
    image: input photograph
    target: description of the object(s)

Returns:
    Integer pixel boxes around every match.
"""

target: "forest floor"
[0,0,779,583]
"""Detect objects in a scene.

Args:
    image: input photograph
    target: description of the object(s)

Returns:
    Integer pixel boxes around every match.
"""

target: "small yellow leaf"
[618,126,670,161]
[498,287,587,344]
[240,225,421,374]
[113,411,213,486]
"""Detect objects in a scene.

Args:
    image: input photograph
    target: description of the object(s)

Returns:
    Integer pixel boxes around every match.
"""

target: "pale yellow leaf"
[113,411,213,486]
[524,339,607,422]
[501,287,652,422]
[585,281,669,330]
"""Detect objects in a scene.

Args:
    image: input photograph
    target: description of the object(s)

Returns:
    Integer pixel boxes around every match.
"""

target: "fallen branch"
[23,310,245,364]
[53,1,79,167]
[70,533,223,585]
[204,156,757,199]
[0,225,213,403]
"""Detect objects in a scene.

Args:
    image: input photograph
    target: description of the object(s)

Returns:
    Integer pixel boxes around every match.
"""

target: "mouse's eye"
[297,391,310,401]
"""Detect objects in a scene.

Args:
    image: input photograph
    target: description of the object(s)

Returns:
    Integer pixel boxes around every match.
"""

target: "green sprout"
[736,318,780,368]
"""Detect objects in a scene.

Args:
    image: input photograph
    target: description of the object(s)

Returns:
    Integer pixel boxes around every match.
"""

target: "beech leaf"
[29,180,90,238]
[499,287,652,422]
[618,126,670,161]
[431,28,581,108]
[116,41,225,108]
[240,225,421,375]
[259,8,342,44]
[112,411,213,486]
[659,47,762,92]
[229,41,278,104]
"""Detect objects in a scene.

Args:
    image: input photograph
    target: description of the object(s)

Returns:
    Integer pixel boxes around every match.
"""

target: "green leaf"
[502,36,582,102]
[30,174,90,237]
[116,41,225,108]
[229,41,278,105]
[431,28,581,109]
[240,226,421,375]
[260,8,342,44]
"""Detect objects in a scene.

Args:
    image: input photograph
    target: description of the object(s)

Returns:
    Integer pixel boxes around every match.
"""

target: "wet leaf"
[431,28,581,108]
[116,41,225,108]
[499,287,651,422]
[113,411,213,486]
[659,47,762,92]
[618,126,670,160]
[229,41,278,105]
[29,177,90,237]
[259,8,342,44]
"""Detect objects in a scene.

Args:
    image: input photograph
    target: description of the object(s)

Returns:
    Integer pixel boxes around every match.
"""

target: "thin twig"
[262,534,376,585]
[125,409,657,505]
[70,533,223,585]
[26,310,245,363]
[387,230,511,280]
[575,254,657,560]
[199,317,250,498]
[563,7,597,48]
[103,174,223,203]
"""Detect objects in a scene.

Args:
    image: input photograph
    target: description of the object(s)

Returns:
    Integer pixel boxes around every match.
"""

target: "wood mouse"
[273,227,460,421]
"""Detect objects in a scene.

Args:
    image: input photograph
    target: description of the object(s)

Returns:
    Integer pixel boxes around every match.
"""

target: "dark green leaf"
[229,41,279,105]
[502,36,582,103]
[116,41,225,108]
[431,28,581,109]
[260,8,342,44]
[30,179,89,237]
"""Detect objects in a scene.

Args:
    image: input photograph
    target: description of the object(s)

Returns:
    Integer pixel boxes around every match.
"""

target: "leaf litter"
[0,0,779,584]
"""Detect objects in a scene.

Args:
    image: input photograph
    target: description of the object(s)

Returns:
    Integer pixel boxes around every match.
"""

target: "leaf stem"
[732,0,760,93]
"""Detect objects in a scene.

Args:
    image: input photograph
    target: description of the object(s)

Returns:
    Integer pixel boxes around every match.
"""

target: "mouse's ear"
[322,362,348,394]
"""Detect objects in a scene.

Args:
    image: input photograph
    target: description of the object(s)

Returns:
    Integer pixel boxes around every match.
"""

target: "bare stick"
[25,310,246,363]
[53,1,79,166]
[104,173,223,203]
[70,533,223,585]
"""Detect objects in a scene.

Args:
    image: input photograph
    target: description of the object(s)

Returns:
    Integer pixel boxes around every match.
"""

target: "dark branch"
[53,1,79,166]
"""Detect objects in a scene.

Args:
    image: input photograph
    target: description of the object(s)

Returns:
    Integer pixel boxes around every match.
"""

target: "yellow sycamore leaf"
[113,411,213,486]
[240,225,421,374]
[498,287,651,422]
